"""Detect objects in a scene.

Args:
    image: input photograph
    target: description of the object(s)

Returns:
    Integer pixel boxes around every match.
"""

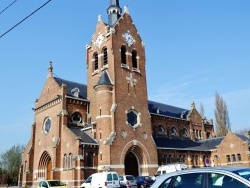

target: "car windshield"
[126,176,135,180]
[233,169,250,181]
[48,181,65,187]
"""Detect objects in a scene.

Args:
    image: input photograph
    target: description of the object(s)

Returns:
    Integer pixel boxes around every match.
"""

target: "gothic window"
[232,154,236,162]
[102,47,108,66]
[183,128,188,137]
[171,127,177,136]
[70,112,82,123]
[93,52,98,71]
[121,45,127,65]
[206,132,210,139]
[63,154,67,169]
[237,154,242,161]
[87,153,93,167]
[166,155,172,164]
[24,161,27,173]
[226,155,231,163]
[158,125,165,133]
[132,50,137,70]
[68,153,73,169]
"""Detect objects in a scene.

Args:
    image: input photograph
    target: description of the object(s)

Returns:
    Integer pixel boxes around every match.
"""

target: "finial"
[191,101,195,109]
[124,5,129,14]
[98,15,102,22]
[47,61,53,78]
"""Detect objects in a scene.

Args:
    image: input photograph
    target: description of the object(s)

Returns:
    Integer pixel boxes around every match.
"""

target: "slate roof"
[198,137,224,150]
[53,77,193,121]
[68,125,98,145]
[54,77,87,100]
[148,100,190,120]
[235,133,250,143]
[95,71,113,87]
[153,136,224,151]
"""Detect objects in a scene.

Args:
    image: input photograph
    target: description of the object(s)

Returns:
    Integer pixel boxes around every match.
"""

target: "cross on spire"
[126,73,137,87]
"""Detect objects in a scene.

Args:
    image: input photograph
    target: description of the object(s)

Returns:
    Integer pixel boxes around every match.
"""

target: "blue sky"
[0,0,249,153]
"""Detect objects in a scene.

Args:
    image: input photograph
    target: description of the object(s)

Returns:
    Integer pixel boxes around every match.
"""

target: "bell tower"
[86,0,158,175]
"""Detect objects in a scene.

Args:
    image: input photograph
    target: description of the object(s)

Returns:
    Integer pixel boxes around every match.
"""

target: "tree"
[199,102,205,119]
[234,128,250,136]
[0,144,24,185]
[214,92,231,137]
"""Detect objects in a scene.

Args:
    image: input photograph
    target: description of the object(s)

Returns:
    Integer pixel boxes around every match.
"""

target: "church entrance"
[125,152,139,176]
[38,151,52,180]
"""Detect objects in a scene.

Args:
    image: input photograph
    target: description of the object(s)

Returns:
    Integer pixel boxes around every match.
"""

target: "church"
[19,0,250,187]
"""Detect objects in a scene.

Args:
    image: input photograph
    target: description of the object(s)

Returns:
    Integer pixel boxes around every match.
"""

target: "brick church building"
[20,0,250,187]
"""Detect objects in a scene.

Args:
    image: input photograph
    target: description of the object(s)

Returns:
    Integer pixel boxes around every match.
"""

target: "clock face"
[95,34,104,48]
[44,118,51,134]
[123,32,135,47]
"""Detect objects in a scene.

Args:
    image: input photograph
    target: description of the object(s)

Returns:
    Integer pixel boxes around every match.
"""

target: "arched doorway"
[38,151,52,180]
[125,152,139,176]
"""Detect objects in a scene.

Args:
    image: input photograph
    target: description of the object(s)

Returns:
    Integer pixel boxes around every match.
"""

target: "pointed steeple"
[107,0,122,27]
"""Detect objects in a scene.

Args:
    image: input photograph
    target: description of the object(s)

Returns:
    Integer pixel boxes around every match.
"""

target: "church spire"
[107,0,122,27]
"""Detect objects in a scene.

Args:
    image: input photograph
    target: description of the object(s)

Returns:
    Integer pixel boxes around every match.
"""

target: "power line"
[0,0,52,39]
[0,0,17,16]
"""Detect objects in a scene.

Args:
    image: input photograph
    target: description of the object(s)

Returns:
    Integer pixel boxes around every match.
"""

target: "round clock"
[95,34,104,48]
[44,118,51,134]
[123,32,135,47]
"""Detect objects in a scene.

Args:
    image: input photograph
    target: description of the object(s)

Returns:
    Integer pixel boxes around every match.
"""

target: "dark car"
[136,176,155,188]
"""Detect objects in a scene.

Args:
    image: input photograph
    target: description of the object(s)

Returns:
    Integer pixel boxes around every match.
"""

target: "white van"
[155,163,187,177]
[81,172,120,188]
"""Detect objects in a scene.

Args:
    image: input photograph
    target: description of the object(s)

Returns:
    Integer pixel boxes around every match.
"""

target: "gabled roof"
[68,125,98,145]
[54,77,87,100]
[148,100,190,120]
[154,136,224,151]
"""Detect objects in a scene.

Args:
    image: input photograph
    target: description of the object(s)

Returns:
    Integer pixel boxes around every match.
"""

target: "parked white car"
[81,172,120,188]
[155,163,188,177]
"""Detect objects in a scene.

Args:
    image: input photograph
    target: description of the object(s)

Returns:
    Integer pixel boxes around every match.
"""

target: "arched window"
[231,154,236,162]
[158,125,165,133]
[132,50,137,69]
[63,154,67,169]
[68,153,73,169]
[121,45,127,65]
[183,128,188,137]
[93,52,98,71]
[237,154,242,162]
[102,47,108,66]
[226,155,231,163]
[171,127,177,136]
[206,132,210,139]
